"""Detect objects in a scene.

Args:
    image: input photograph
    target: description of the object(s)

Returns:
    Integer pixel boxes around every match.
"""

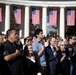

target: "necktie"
[52,47,56,52]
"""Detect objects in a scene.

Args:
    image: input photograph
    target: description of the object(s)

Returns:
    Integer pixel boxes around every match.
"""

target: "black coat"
[22,56,38,75]
[57,50,70,75]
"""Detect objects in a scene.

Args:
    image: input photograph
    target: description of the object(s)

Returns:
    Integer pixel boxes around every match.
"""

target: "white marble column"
[5,4,10,33]
[42,7,47,37]
[59,7,65,39]
[19,30,22,37]
[24,6,30,38]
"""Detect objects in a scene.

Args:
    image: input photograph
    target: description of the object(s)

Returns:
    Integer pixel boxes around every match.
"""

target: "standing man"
[0,28,23,75]
[45,37,58,75]
[66,36,75,75]
[32,29,47,75]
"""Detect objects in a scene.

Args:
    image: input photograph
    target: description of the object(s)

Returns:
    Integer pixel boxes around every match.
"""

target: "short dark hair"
[35,29,42,37]
[49,36,56,42]
[68,36,72,41]
[6,28,16,38]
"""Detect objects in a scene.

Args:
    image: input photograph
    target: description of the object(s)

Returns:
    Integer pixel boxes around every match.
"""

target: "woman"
[57,41,70,75]
[22,44,37,75]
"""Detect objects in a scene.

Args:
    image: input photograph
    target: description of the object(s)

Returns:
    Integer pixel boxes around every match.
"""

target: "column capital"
[24,5,30,7]
[42,6,48,8]
[59,6,66,8]
[5,4,11,6]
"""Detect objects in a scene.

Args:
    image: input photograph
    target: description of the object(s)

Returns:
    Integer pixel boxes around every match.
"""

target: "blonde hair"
[58,41,66,47]
[0,37,3,44]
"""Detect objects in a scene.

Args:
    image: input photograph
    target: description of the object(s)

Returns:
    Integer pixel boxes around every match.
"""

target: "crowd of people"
[0,28,76,75]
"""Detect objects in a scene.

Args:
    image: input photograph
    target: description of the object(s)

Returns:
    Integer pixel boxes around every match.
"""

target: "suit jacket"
[45,45,58,74]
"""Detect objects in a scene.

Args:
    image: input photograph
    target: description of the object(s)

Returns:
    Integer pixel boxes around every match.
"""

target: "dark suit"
[45,45,58,75]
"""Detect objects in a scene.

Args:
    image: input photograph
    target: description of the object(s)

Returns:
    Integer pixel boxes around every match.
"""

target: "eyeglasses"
[72,38,76,40]
[61,44,66,46]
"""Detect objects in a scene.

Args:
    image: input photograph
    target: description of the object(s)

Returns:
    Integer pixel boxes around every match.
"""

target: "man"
[32,29,47,75]
[66,36,76,75]
[0,28,23,75]
[45,37,58,75]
